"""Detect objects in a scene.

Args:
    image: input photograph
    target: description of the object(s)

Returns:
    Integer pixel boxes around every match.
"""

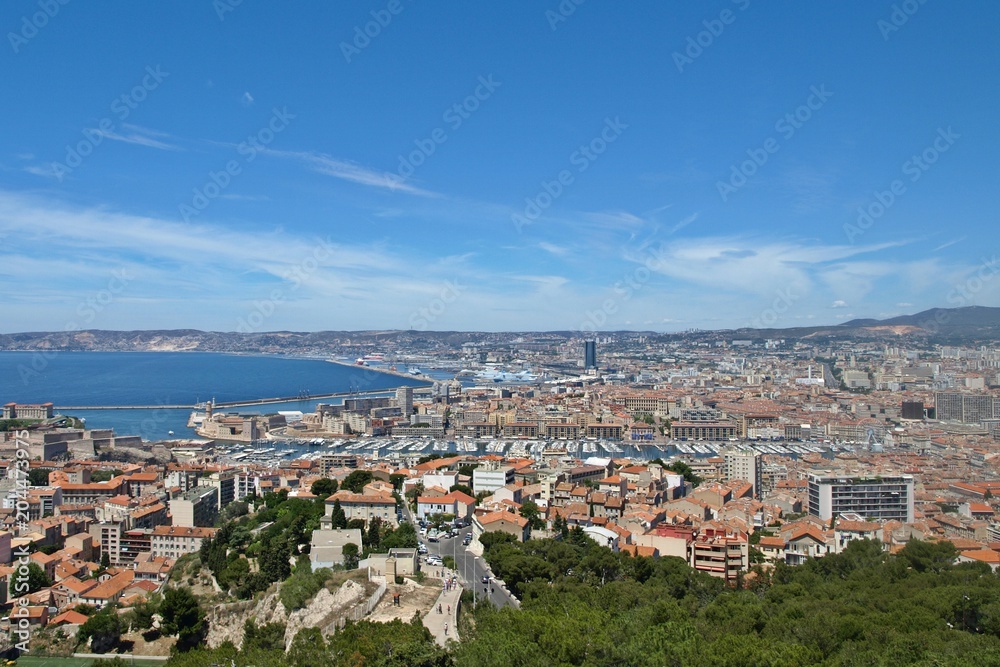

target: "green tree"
[405,482,425,506]
[159,587,205,652]
[287,627,328,667]
[220,555,251,591]
[259,535,293,582]
[91,658,129,667]
[664,459,703,487]
[341,470,373,493]
[479,531,517,553]
[8,561,51,597]
[27,468,50,486]
[310,477,337,498]
[519,500,545,530]
[343,543,360,570]
[900,538,958,573]
[128,597,159,631]
[367,516,382,550]
[450,483,474,497]
[389,473,407,491]
[383,521,419,550]
[218,499,249,524]
[78,608,122,653]
[330,499,348,529]
[326,617,447,667]
[243,620,287,652]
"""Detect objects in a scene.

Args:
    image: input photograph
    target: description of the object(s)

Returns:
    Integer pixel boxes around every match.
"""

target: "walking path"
[423,569,463,646]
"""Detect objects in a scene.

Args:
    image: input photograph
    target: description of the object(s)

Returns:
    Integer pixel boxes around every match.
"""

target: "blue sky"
[1,1,998,333]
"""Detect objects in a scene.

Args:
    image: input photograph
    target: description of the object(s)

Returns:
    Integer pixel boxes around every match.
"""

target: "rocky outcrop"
[205,580,368,650]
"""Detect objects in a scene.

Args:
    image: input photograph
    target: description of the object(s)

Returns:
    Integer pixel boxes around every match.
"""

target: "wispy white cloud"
[669,212,699,235]
[0,191,613,332]
[96,125,182,151]
[265,149,440,198]
[583,210,649,230]
[933,236,965,252]
[23,164,63,179]
[539,242,570,256]
[630,236,915,301]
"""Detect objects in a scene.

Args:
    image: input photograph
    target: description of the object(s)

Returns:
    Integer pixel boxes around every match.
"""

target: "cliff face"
[205,579,368,650]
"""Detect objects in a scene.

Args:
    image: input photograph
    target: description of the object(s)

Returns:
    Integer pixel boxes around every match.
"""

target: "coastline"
[0,351,434,441]
[325,357,435,385]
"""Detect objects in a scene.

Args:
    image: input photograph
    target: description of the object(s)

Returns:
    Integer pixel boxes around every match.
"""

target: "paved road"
[403,499,518,609]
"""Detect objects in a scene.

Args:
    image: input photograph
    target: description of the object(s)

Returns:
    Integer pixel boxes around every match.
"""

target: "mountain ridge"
[2,306,1000,351]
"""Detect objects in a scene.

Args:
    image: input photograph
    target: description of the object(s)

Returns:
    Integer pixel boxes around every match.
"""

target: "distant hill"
[841,306,1000,329]
[712,306,1000,344]
[2,306,1000,351]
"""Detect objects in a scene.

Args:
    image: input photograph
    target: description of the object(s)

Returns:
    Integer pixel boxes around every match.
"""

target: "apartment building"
[807,472,914,523]
[150,525,217,559]
[169,486,219,528]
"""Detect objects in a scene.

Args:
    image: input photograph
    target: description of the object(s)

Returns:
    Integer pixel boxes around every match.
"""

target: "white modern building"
[808,472,914,523]
[473,464,514,496]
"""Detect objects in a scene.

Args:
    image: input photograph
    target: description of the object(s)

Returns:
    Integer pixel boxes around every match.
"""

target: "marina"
[211,436,835,467]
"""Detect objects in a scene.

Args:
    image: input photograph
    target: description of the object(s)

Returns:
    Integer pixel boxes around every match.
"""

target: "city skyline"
[2,2,998,333]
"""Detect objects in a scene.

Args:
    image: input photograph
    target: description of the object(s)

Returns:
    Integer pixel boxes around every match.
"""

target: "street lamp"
[473,557,478,606]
